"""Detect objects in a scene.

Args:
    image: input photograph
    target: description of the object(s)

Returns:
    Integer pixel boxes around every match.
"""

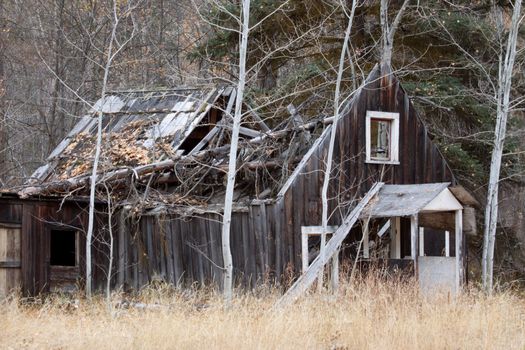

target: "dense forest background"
[0,0,524,285]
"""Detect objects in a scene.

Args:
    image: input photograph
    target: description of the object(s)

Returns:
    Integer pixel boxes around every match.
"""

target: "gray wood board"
[361,183,450,218]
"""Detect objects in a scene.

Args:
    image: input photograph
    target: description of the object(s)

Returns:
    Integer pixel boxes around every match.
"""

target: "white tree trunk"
[104,184,114,309]
[482,0,522,293]
[380,0,408,68]
[86,1,119,299]
[319,0,357,292]
[221,0,251,305]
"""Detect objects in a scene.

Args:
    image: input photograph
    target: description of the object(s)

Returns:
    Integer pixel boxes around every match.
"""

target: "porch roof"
[361,182,463,218]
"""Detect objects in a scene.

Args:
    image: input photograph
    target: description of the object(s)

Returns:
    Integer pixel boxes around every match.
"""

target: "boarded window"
[50,230,77,267]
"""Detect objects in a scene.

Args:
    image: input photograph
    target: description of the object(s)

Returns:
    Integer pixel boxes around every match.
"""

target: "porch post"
[301,231,308,273]
[395,217,401,258]
[419,227,425,257]
[455,209,463,293]
[363,224,369,259]
[410,214,418,275]
[445,231,450,257]
[389,217,401,259]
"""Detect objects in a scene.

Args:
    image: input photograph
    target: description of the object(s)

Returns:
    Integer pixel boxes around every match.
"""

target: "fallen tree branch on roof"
[18,116,335,198]
[18,146,228,198]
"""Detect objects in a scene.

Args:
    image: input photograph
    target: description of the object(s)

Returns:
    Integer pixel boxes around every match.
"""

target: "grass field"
[1,275,524,349]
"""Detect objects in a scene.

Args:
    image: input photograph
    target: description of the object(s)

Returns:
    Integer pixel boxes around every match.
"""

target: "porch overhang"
[360,182,462,218]
[358,182,470,295]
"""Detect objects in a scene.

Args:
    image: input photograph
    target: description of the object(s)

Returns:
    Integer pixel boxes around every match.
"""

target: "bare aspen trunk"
[107,213,114,305]
[221,0,251,304]
[86,1,119,298]
[320,0,357,292]
[0,4,7,186]
[0,100,5,183]
[379,0,408,69]
[482,0,522,293]
[104,185,114,308]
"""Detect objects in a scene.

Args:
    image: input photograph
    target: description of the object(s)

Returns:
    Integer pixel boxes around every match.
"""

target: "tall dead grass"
[1,274,524,350]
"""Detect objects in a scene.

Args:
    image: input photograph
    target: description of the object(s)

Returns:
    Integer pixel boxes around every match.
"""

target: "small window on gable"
[366,111,400,164]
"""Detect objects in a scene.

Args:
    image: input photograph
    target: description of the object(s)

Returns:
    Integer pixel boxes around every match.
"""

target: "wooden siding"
[0,66,460,295]
[0,224,21,297]
[116,208,281,289]
[0,198,111,295]
[79,66,459,290]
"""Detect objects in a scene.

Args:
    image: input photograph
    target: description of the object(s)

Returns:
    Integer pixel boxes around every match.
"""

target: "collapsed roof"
[9,86,324,207]
[31,87,233,183]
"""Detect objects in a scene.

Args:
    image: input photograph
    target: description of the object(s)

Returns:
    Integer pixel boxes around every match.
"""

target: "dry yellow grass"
[1,275,524,350]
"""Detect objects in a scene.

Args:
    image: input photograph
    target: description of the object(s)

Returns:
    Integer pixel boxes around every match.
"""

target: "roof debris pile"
[10,86,326,207]
[56,119,165,180]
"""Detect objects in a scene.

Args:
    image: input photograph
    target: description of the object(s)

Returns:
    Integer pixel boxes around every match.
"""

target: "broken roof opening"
[11,85,327,207]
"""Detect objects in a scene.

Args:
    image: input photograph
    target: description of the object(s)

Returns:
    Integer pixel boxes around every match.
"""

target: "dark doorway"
[50,230,76,266]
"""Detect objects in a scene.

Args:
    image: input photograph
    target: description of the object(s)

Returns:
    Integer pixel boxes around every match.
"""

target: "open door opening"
[49,229,79,292]
[50,230,77,267]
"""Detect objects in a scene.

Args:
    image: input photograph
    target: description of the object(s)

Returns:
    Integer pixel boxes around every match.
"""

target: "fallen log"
[18,146,229,198]
[18,116,334,198]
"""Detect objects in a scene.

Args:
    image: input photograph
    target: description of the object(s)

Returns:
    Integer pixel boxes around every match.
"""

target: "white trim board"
[365,110,400,164]
[422,188,463,212]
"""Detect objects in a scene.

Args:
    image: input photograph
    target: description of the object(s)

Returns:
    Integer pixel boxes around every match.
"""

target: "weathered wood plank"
[244,212,256,287]
[410,214,419,275]
[260,203,269,275]
[276,182,383,307]
[171,219,183,287]
[273,200,283,281]
[455,209,463,293]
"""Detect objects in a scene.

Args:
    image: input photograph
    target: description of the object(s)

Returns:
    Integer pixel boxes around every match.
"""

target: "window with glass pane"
[370,119,391,160]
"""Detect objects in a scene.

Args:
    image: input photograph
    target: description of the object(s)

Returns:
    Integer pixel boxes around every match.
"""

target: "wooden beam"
[19,116,334,198]
[0,261,21,268]
[449,186,481,208]
[419,227,425,257]
[301,226,338,235]
[276,126,332,198]
[189,88,236,155]
[363,223,370,259]
[390,217,401,259]
[455,209,463,293]
[410,214,419,275]
[248,109,270,132]
[225,88,237,116]
[445,230,450,257]
[18,145,230,198]
[189,125,221,155]
[301,231,309,273]
[419,209,476,235]
[239,126,263,138]
[275,182,383,307]
[301,225,339,288]
[377,219,391,238]
[0,222,21,229]
[396,217,401,258]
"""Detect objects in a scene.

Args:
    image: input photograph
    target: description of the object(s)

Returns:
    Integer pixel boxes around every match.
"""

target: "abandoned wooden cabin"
[0,64,478,298]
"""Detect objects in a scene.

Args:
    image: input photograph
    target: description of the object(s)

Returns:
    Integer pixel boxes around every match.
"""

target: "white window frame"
[365,111,400,164]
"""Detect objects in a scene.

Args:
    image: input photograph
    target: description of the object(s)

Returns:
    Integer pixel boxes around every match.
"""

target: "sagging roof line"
[16,116,336,198]
[108,85,226,94]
